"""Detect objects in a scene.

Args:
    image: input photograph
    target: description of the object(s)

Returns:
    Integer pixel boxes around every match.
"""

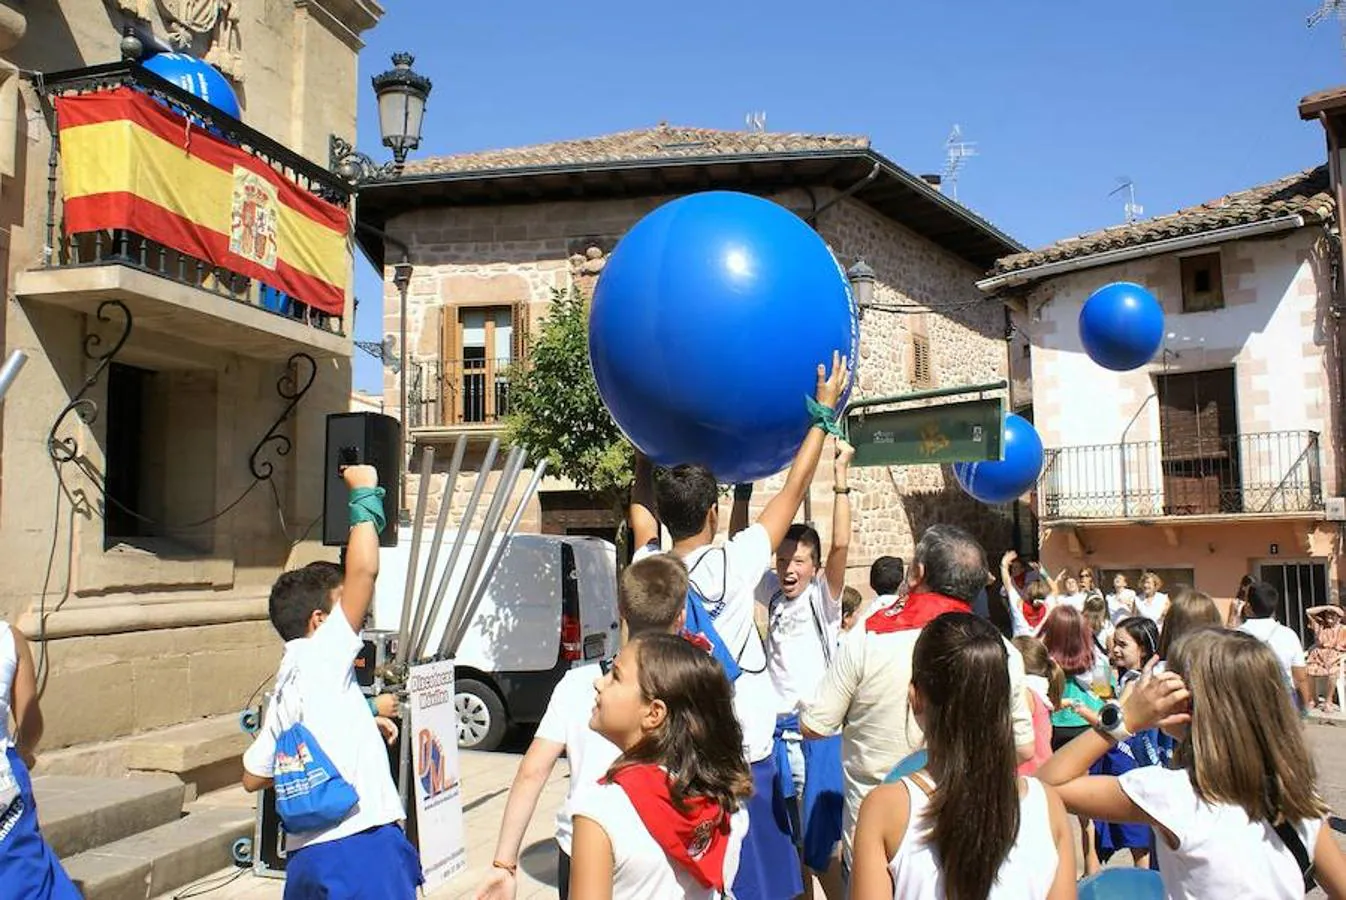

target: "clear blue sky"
[350,0,1346,391]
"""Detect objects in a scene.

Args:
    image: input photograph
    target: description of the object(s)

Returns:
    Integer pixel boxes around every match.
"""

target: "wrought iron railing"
[33,62,353,335]
[1040,431,1323,520]
[441,357,513,425]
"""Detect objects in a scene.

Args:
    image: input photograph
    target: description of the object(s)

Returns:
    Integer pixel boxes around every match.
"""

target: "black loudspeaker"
[323,412,401,547]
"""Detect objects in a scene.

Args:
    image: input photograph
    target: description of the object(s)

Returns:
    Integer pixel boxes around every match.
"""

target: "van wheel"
[455,679,507,751]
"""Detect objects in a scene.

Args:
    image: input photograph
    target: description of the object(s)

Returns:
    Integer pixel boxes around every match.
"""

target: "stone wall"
[385,189,1017,591]
[0,1,379,748]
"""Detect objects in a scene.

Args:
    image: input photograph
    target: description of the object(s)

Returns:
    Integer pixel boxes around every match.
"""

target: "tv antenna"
[1309,0,1346,65]
[942,124,977,201]
[1109,177,1144,224]
[745,111,767,133]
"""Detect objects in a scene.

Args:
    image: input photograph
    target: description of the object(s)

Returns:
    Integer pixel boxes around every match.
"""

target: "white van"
[373,528,620,751]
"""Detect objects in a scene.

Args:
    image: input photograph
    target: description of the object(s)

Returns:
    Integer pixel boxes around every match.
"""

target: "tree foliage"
[504,287,632,502]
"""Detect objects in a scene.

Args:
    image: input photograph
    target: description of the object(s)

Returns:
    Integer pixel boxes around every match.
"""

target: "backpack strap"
[1273,819,1317,893]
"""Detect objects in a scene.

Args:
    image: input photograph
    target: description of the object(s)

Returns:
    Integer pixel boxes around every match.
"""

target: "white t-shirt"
[242,606,405,852]
[1135,591,1170,623]
[1057,592,1087,612]
[1119,765,1322,899]
[570,780,747,899]
[635,526,776,763]
[535,663,622,854]
[799,611,1035,865]
[1239,619,1307,688]
[887,776,1057,899]
[0,622,15,749]
[759,572,840,716]
[1108,589,1138,624]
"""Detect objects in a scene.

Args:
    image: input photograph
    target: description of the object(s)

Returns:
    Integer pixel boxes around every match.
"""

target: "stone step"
[123,713,253,800]
[62,805,255,900]
[34,774,185,859]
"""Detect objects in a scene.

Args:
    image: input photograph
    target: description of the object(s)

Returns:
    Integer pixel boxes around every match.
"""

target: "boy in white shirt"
[241,466,420,899]
[627,352,849,900]
[746,440,852,891]
[473,554,693,900]
[1238,580,1313,711]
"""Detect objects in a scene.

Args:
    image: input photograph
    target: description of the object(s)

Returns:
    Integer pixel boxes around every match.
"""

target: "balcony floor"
[15,264,349,360]
[1042,509,1327,528]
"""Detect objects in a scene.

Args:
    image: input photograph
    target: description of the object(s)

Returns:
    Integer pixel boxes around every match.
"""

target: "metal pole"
[0,351,28,405]
[403,434,467,664]
[413,438,501,660]
[396,265,411,523]
[437,446,528,659]
[395,447,435,658]
[446,458,548,658]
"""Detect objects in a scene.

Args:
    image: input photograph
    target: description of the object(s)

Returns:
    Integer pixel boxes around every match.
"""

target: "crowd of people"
[5,351,1346,899]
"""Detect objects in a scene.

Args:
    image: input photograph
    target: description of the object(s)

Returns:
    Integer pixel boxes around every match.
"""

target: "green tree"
[504,287,633,506]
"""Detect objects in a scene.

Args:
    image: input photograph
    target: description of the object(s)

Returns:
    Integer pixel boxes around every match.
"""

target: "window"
[104,363,219,550]
[445,303,526,424]
[1158,368,1240,515]
[910,315,933,388]
[1180,252,1224,313]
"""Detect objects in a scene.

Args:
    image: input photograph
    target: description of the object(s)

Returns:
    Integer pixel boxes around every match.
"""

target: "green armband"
[349,486,387,534]
[805,396,846,438]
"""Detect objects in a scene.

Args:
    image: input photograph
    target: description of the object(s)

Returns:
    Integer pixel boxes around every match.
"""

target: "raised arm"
[10,628,43,768]
[340,464,382,633]
[628,451,660,550]
[729,483,752,538]
[757,351,850,548]
[824,440,854,600]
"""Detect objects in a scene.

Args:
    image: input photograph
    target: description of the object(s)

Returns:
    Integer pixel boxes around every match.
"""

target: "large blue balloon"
[953,413,1044,505]
[141,53,241,120]
[1079,282,1165,372]
[589,191,858,484]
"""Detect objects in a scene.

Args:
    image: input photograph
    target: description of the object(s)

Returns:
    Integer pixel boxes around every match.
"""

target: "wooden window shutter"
[910,314,932,388]
[511,300,529,362]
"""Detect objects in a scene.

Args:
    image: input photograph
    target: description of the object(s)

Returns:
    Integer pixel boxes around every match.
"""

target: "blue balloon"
[1079,281,1165,372]
[589,191,858,484]
[141,53,241,120]
[953,413,1044,505]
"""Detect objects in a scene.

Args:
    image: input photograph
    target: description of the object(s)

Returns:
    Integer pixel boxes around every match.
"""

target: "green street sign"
[846,397,1005,467]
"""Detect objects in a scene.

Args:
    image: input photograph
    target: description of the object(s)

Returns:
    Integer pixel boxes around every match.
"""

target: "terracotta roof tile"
[992,165,1334,275]
[402,124,871,176]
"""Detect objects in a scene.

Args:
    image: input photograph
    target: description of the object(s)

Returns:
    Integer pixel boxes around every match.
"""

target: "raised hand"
[815,350,851,410]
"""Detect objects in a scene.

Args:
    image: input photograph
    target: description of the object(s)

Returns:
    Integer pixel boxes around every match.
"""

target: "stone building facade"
[357,127,1029,591]
[981,166,1341,643]
[0,1,381,752]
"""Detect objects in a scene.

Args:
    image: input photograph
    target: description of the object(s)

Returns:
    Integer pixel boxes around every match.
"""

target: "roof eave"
[977,214,1312,294]
[355,146,1026,268]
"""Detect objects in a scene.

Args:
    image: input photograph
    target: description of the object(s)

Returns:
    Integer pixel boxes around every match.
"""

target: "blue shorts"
[732,755,804,900]
[0,747,81,900]
[284,823,423,900]
[775,715,843,873]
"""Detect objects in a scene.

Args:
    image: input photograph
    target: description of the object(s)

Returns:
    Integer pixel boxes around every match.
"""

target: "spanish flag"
[55,87,349,317]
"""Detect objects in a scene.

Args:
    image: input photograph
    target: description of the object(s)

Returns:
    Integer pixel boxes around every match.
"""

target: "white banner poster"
[408,659,466,891]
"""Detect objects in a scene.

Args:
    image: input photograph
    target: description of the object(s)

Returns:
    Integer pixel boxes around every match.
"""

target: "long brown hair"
[1169,630,1328,824]
[912,613,1019,900]
[1156,586,1222,659]
[1011,635,1065,708]
[608,633,752,817]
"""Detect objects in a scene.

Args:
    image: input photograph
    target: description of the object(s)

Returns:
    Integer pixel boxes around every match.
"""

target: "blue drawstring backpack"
[271,681,358,833]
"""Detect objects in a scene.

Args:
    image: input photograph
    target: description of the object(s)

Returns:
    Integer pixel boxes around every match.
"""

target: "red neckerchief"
[602,764,731,890]
[680,629,713,654]
[1022,599,1047,629]
[866,591,970,634]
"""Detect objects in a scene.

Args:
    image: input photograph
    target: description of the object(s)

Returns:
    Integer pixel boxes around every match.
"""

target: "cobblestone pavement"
[163,721,1346,899]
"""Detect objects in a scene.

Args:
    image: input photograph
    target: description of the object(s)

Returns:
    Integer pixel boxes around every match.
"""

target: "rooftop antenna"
[745,111,767,133]
[942,124,977,202]
[1308,0,1346,66]
[1109,176,1144,224]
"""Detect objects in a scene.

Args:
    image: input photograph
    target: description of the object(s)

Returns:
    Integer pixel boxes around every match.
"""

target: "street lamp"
[329,51,433,184]
[848,259,875,320]
[373,52,432,172]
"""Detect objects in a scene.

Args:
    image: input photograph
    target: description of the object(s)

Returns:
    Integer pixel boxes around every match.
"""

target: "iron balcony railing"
[35,62,354,335]
[1040,430,1324,520]
[441,357,514,426]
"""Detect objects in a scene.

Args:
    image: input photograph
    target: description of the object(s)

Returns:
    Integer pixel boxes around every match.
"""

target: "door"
[1256,561,1328,648]
[1158,368,1241,515]
[449,306,515,424]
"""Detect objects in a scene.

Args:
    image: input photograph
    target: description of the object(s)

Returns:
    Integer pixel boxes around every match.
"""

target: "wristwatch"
[1096,701,1132,742]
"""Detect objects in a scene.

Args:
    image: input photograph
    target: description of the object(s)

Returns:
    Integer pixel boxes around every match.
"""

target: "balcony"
[1040,431,1324,522]
[409,357,514,441]
[13,62,354,360]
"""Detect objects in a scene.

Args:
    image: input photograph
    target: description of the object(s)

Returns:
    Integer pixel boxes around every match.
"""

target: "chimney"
[920,174,943,192]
